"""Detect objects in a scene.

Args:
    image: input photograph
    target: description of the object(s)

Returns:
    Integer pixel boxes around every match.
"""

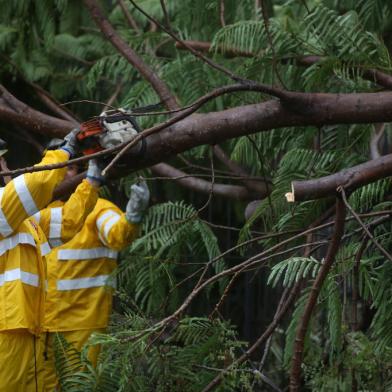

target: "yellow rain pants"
[41,328,105,391]
[0,330,37,392]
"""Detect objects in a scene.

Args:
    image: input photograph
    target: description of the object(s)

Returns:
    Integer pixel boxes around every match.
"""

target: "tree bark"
[288,153,392,202]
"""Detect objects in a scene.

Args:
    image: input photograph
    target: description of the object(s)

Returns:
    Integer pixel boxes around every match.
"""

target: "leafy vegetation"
[1,0,392,390]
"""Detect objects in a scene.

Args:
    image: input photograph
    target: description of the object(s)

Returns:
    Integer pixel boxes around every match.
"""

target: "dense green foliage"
[1,0,392,390]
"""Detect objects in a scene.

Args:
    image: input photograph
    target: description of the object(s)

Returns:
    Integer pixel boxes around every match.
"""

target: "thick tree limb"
[140,91,392,170]
[4,77,392,202]
[7,85,255,200]
[287,153,392,202]
[0,85,72,137]
[3,87,392,173]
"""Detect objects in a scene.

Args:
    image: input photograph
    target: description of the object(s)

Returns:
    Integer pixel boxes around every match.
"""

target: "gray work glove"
[125,180,150,223]
[60,128,80,158]
[86,159,105,185]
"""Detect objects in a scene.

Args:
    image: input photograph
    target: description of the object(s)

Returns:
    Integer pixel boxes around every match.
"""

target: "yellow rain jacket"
[33,179,98,249]
[44,198,139,331]
[0,149,68,335]
[0,149,68,392]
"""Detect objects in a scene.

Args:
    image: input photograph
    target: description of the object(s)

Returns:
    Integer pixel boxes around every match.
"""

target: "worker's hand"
[125,180,150,223]
[60,128,80,158]
[86,159,105,187]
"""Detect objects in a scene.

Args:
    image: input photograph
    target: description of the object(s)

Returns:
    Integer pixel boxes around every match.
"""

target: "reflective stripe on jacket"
[44,198,139,331]
[0,150,68,239]
[35,179,98,248]
[0,150,69,334]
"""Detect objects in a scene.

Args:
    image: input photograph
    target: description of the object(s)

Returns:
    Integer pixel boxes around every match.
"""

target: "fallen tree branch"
[0,85,72,137]
[3,85,392,183]
[101,82,291,175]
[286,152,392,202]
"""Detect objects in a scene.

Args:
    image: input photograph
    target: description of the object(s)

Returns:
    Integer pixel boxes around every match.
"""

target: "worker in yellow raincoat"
[25,159,102,392]
[0,130,80,392]
[41,168,150,390]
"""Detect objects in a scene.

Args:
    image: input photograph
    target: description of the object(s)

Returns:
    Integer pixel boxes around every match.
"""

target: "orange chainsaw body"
[77,118,104,155]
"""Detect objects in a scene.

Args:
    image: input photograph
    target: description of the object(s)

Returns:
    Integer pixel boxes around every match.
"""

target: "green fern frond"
[268,256,320,288]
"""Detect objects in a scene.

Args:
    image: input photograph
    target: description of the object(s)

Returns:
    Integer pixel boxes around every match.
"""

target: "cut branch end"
[285,184,295,202]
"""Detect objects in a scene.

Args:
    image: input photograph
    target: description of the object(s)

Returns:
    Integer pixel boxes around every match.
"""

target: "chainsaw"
[77,108,146,156]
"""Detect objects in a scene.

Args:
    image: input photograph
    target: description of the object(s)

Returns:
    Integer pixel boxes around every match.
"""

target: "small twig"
[370,123,385,159]
[103,82,123,111]
[60,99,118,110]
[351,235,368,392]
[246,135,274,212]
[213,145,268,195]
[258,287,289,372]
[202,282,300,392]
[127,0,288,99]
[209,270,241,318]
[340,187,392,264]
[289,197,346,392]
[219,0,226,27]
[259,0,287,88]
[159,0,170,28]
[197,147,215,214]
[351,236,367,333]
[147,173,268,181]
[118,0,140,31]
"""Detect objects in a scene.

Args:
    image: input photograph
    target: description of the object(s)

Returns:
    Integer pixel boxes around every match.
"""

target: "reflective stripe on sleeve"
[0,268,39,287]
[101,215,121,244]
[32,211,41,224]
[14,175,38,216]
[0,232,36,256]
[57,247,118,260]
[0,188,13,237]
[57,275,115,290]
[49,207,62,240]
[96,210,120,232]
[40,242,51,256]
[49,207,63,248]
